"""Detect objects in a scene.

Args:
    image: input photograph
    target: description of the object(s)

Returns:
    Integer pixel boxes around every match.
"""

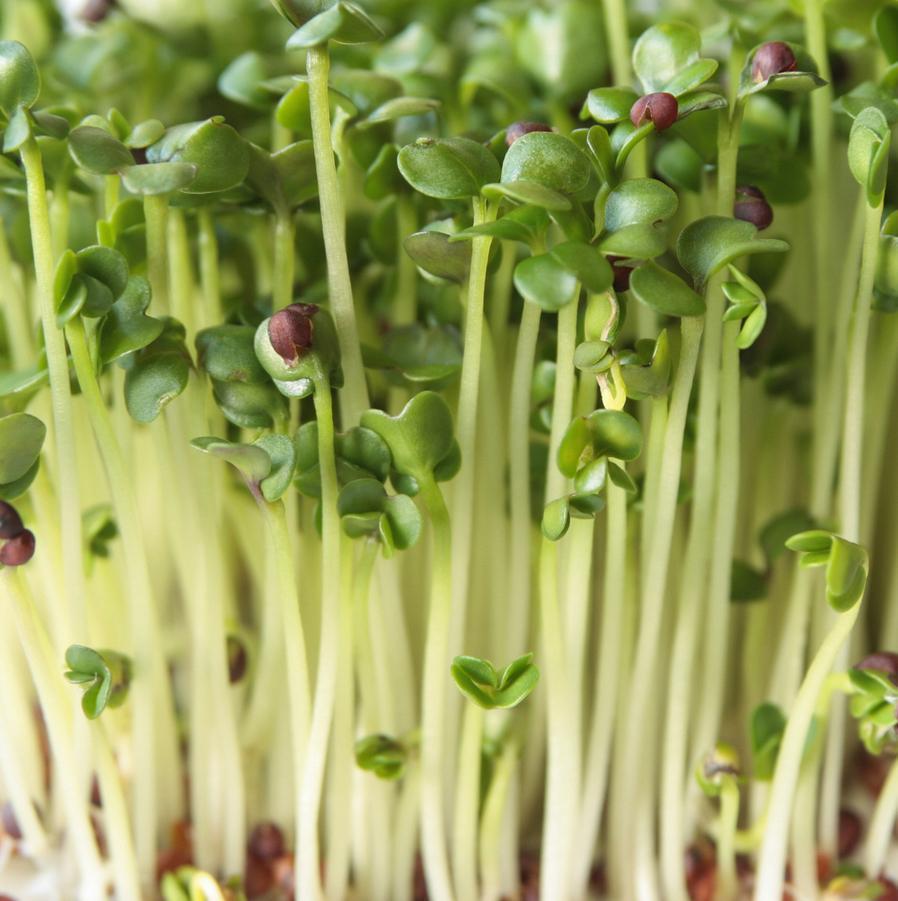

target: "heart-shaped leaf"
[676,216,789,288]
[582,87,639,124]
[549,241,614,294]
[513,253,579,311]
[481,180,571,211]
[120,162,198,195]
[629,261,705,317]
[360,391,456,482]
[0,41,40,117]
[0,413,45,484]
[632,22,701,94]
[403,231,471,283]
[848,107,891,207]
[190,436,272,485]
[99,277,164,363]
[68,126,133,174]
[603,178,679,232]
[500,131,592,196]
[285,2,384,48]
[398,136,500,200]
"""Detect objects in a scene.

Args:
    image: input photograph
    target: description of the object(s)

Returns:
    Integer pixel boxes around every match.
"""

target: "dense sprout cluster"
[1,1,898,900]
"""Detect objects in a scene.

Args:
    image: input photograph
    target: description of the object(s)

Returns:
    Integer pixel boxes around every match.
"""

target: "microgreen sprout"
[2,4,898,900]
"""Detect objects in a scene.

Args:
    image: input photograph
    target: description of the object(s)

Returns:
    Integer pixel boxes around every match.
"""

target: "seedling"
[1,6,897,901]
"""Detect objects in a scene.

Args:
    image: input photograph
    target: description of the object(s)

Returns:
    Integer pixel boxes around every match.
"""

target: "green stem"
[505,299,542,659]
[479,741,518,901]
[307,45,369,424]
[297,376,342,901]
[865,753,898,876]
[19,137,87,643]
[816,198,884,857]
[325,538,356,901]
[573,472,627,894]
[417,474,455,901]
[715,780,740,901]
[197,208,222,326]
[273,209,295,312]
[618,316,703,897]
[65,317,182,888]
[448,197,496,651]
[259,499,312,854]
[143,193,171,314]
[5,571,105,893]
[753,604,862,899]
[451,701,485,901]
[602,0,632,86]
[168,207,195,335]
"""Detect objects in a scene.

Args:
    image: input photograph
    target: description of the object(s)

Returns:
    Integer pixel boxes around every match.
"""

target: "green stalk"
[617,315,703,897]
[297,376,342,901]
[479,740,518,901]
[691,320,742,761]
[865,753,898,875]
[351,541,392,901]
[417,474,455,901]
[817,198,883,856]
[539,294,580,901]
[716,780,740,900]
[451,701,485,900]
[5,571,105,893]
[448,198,496,651]
[259,500,312,852]
[306,45,369,424]
[602,0,632,86]
[325,538,356,901]
[505,299,542,659]
[65,317,182,888]
[197,208,222,325]
[19,137,87,642]
[388,194,418,413]
[168,207,195,335]
[753,604,862,899]
[573,472,627,894]
[488,241,518,373]
[143,193,171,314]
[273,209,296,312]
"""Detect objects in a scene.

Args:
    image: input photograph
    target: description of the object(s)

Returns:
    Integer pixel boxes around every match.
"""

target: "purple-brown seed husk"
[734,185,773,231]
[268,303,318,365]
[854,651,898,682]
[629,92,679,131]
[0,501,23,539]
[0,529,36,566]
[249,821,286,862]
[751,41,797,84]
[227,635,248,684]
[505,121,552,146]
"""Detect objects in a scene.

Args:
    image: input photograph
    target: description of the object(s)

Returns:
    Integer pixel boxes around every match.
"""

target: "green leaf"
[99,278,164,363]
[513,253,579,311]
[875,5,898,64]
[573,340,611,373]
[68,126,133,174]
[629,261,705,316]
[285,2,384,48]
[589,409,643,460]
[549,242,613,294]
[632,22,701,94]
[190,436,272,485]
[500,131,592,196]
[360,392,456,482]
[124,352,189,423]
[364,96,440,124]
[398,136,500,200]
[730,560,768,602]
[759,509,816,563]
[583,87,639,124]
[825,537,868,612]
[3,105,32,153]
[355,734,407,780]
[737,302,767,350]
[196,324,268,384]
[0,41,40,117]
[77,245,129,299]
[120,162,198,195]
[785,529,833,554]
[847,107,891,207]
[750,702,786,780]
[603,178,679,232]
[480,180,571,211]
[676,216,789,288]
[663,59,719,96]
[0,413,45,484]
[146,118,250,195]
[254,434,296,502]
[607,461,637,493]
[403,231,470,283]
[541,496,570,540]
